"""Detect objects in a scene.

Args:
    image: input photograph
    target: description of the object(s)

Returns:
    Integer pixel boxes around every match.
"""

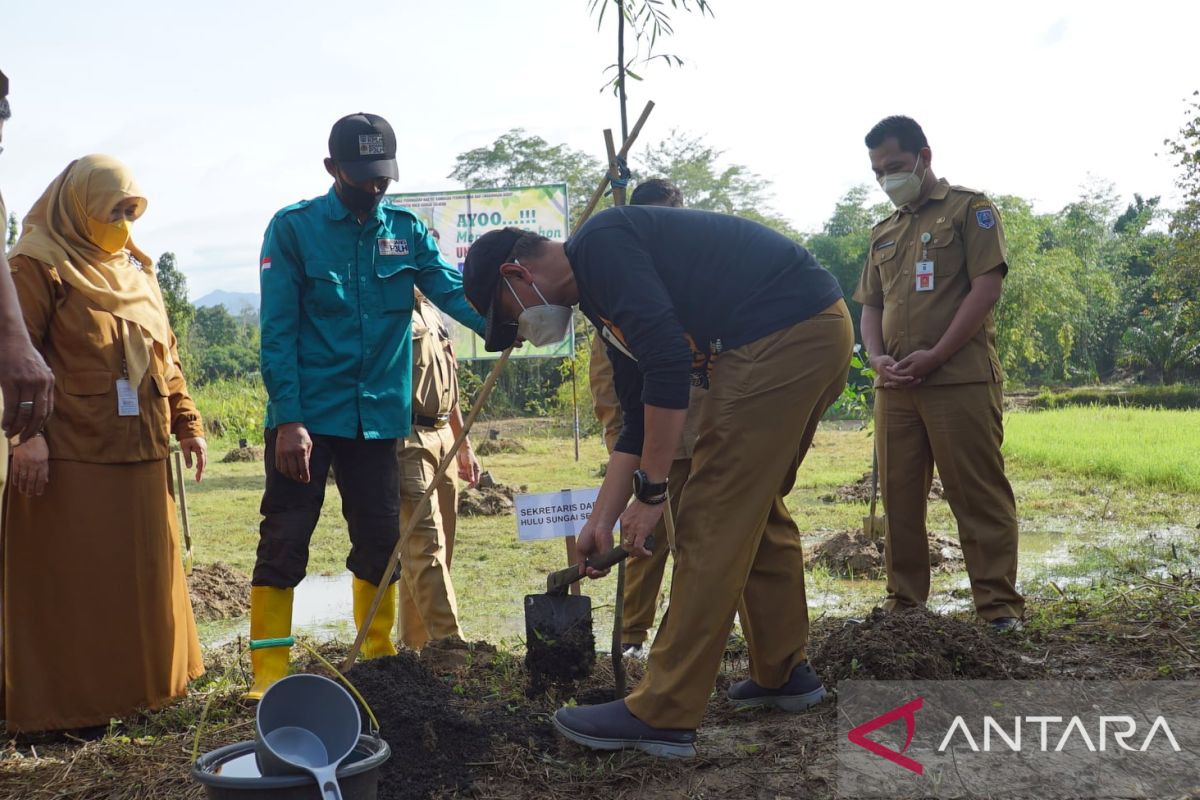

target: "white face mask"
[879,156,927,208]
[505,277,572,346]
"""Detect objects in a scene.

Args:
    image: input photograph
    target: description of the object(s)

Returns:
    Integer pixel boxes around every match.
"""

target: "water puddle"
[202,572,356,647]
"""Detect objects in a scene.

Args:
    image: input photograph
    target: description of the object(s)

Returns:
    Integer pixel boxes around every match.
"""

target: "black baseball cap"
[462,227,525,351]
[0,69,9,99]
[328,113,398,182]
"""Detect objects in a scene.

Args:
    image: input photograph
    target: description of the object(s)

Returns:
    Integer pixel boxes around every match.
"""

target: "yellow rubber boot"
[353,577,399,660]
[244,585,294,701]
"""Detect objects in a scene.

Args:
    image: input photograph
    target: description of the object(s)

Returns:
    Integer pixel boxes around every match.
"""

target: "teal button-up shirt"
[259,187,486,440]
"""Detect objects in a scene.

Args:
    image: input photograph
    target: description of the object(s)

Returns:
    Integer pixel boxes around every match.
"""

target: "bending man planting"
[463,206,851,757]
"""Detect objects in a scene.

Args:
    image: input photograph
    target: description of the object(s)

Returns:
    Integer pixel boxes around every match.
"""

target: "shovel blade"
[524,593,596,687]
[863,514,887,543]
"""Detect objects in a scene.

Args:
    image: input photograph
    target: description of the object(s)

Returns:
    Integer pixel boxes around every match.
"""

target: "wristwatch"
[632,469,669,505]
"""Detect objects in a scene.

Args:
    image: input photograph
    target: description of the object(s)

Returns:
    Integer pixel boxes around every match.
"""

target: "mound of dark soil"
[811,607,1040,687]
[458,471,524,516]
[221,445,264,463]
[822,472,944,503]
[809,530,963,578]
[187,563,250,621]
[476,437,526,456]
[346,653,490,799]
[458,488,515,516]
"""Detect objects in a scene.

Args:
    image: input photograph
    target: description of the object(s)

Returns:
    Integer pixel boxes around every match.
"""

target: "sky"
[2,1,1197,297]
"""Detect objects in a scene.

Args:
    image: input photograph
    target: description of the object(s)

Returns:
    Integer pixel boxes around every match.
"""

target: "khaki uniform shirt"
[411,295,457,423]
[9,254,204,462]
[854,179,1007,387]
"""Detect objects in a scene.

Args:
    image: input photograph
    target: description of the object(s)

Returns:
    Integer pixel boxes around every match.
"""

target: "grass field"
[182,408,1200,646]
[1004,407,1200,492]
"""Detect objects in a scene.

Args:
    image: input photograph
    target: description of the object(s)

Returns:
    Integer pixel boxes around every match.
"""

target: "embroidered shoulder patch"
[260,257,272,272]
[975,208,996,230]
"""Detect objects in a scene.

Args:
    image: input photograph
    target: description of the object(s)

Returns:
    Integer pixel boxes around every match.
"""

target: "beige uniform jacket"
[410,296,457,421]
[10,254,203,462]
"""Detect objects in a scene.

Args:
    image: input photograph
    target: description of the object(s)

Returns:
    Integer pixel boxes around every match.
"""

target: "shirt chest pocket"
[872,244,904,297]
[303,260,351,318]
[376,258,418,314]
[926,223,964,277]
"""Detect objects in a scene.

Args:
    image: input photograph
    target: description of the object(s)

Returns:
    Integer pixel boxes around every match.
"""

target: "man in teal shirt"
[247,113,485,699]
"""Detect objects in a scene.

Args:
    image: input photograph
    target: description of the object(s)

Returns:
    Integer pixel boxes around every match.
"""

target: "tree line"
[146,96,1200,404]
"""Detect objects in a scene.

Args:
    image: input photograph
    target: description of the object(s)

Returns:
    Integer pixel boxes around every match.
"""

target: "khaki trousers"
[625,301,853,730]
[397,426,462,649]
[620,456,691,646]
[875,381,1023,620]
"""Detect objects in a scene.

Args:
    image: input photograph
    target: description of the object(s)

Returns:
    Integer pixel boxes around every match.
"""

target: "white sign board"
[515,488,607,542]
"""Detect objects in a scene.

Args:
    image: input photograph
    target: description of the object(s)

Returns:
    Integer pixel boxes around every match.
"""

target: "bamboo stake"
[604,126,629,696]
[341,346,513,672]
[574,101,655,228]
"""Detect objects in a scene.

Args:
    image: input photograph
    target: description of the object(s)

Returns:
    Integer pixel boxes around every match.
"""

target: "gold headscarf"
[11,154,170,390]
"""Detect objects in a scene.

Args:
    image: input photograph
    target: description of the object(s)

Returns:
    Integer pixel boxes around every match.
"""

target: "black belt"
[413,413,450,429]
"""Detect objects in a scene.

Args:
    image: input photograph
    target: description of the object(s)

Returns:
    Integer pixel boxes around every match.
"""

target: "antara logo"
[848,697,1182,775]
[847,697,925,775]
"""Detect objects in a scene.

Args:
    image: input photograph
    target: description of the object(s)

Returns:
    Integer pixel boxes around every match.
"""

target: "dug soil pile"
[811,607,1041,687]
[187,562,250,621]
[345,652,490,800]
[823,471,944,503]
[809,530,963,578]
[220,445,264,463]
[458,471,524,516]
[476,436,526,456]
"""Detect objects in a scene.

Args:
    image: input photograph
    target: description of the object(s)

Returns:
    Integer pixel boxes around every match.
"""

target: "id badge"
[915,260,935,292]
[116,378,140,417]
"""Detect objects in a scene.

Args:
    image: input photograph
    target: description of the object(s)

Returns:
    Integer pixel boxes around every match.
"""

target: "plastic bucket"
[192,734,389,800]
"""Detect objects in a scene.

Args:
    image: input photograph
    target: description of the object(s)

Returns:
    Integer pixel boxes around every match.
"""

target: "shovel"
[524,536,654,688]
[173,450,194,575]
[863,446,886,543]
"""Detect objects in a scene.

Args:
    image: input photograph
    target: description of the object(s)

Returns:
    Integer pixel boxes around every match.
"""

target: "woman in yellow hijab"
[4,155,207,734]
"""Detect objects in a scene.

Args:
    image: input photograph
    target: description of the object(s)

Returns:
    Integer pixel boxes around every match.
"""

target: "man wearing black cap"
[0,68,56,512]
[248,113,485,699]
[463,207,853,757]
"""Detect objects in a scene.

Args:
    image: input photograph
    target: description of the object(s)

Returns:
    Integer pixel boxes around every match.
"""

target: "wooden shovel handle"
[547,535,656,594]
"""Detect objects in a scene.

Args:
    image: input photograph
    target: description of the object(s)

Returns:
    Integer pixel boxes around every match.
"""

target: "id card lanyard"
[915,231,934,292]
[115,325,140,417]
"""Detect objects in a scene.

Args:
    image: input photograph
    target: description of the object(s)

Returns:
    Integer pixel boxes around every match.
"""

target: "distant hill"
[194,290,259,313]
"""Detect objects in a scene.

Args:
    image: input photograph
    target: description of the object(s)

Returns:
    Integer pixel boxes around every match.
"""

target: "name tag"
[377,238,409,256]
[915,260,935,292]
[116,379,140,417]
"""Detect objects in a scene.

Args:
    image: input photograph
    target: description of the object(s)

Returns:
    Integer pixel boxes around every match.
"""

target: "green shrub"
[191,376,267,443]
[1031,384,1200,410]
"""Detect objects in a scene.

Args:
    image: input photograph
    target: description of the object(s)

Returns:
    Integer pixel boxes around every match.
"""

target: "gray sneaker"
[621,643,646,659]
[553,699,697,758]
[727,662,827,712]
[988,616,1024,634]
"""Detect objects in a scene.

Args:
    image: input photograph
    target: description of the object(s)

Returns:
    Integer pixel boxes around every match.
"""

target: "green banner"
[387,184,572,360]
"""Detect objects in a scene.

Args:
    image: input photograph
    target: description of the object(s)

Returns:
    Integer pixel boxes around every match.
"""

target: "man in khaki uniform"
[854,115,1023,631]
[464,205,850,757]
[396,290,481,649]
[586,179,702,655]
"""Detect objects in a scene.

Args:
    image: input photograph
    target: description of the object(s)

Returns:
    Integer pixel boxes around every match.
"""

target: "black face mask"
[336,176,386,216]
